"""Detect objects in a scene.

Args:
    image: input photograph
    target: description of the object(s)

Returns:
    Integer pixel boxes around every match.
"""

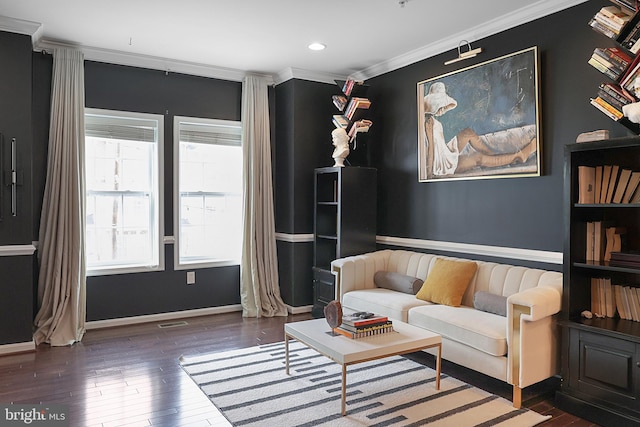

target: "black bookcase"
[556,137,640,426]
[311,167,376,317]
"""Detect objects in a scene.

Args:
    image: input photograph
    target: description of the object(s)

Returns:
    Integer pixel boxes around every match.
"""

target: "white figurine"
[331,128,350,167]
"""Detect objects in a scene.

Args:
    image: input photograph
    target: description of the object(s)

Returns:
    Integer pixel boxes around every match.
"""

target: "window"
[174,116,242,268]
[84,109,164,275]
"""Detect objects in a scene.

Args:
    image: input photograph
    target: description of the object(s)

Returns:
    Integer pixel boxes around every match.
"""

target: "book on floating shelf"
[332,95,347,111]
[623,171,640,203]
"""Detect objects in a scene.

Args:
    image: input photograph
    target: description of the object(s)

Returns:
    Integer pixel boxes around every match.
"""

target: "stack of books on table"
[333,312,393,339]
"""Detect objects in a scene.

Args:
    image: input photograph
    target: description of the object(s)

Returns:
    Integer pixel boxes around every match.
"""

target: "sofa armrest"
[507,279,563,392]
[331,250,391,301]
[507,286,562,322]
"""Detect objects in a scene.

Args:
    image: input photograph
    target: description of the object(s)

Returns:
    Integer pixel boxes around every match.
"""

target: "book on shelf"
[595,165,603,202]
[605,165,620,203]
[613,284,625,319]
[348,119,373,138]
[588,55,622,79]
[576,129,610,143]
[601,5,633,26]
[594,7,631,33]
[586,221,595,262]
[592,47,631,74]
[610,251,640,269]
[344,97,371,120]
[604,226,627,261]
[600,165,611,203]
[586,221,615,262]
[339,79,367,97]
[332,95,347,111]
[610,0,638,16]
[578,165,596,204]
[590,17,619,38]
[590,97,623,121]
[332,114,349,129]
[613,168,632,203]
[601,82,636,105]
[597,86,630,111]
[622,171,640,203]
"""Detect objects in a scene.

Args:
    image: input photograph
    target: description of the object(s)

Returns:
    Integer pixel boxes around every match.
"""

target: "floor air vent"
[158,320,189,328]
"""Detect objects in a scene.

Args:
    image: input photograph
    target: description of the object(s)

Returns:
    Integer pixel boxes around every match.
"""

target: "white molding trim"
[287,304,313,315]
[275,232,314,243]
[377,236,563,265]
[85,304,242,330]
[351,0,588,80]
[0,244,37,256]
[0,340,35,356]
[34,38,268,84]
[274,67,347,85]
[0,15,42,42]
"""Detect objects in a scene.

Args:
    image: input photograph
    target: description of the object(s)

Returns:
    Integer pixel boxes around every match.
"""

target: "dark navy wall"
[0,32,34,344]
[366,0,623,262]
[274,79,337,307]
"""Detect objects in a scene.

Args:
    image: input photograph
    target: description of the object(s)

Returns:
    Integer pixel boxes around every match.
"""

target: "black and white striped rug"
[180,340,550,426]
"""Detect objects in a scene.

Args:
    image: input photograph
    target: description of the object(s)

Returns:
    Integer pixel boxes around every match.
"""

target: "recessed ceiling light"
[308,42,326,51]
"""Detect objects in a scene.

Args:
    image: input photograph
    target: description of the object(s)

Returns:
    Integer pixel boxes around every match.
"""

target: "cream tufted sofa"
[330,249,563,408]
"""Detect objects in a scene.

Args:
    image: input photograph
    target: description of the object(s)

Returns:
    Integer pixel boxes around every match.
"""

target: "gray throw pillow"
[473,291,507,317]
[374,271,423,295]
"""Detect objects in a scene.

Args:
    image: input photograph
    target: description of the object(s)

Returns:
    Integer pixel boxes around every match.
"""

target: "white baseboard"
[0,340,35,356]
[85,305,243,330]
[287,304,313,315]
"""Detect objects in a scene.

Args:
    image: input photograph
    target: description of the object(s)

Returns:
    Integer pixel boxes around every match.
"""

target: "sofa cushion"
[474,291,507,317]
[416,258,478,306]
[342,288,431,322]
[374,271,423,294]
[408,305,507,357]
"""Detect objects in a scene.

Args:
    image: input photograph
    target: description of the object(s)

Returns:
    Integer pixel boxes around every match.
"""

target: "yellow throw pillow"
[416,258,478,306]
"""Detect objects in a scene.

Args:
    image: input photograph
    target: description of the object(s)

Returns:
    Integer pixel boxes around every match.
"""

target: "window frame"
[84,108,165,276]
[173,116,243,270]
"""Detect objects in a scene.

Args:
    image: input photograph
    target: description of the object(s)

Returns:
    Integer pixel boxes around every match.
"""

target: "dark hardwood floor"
[0,312,597,426]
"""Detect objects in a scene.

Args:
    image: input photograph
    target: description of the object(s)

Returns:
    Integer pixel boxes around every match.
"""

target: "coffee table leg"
[285,334,290,375]
[435,343,441,390]
[341,364,347,416]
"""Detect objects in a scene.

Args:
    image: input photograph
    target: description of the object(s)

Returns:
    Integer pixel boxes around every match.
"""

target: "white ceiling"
[0,0,586,83]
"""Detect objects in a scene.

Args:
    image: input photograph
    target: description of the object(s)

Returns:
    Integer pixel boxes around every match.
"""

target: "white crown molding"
[351,0,589,80]
[377,235,562,265]
[274,67,347,85]
[34,38,270,84]
[0,15,42,43]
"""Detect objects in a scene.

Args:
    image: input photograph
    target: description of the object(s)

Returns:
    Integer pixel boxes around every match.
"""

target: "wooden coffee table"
[284,318,442,416]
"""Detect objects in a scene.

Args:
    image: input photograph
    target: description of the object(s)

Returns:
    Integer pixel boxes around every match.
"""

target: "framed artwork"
[417,46,541,182]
